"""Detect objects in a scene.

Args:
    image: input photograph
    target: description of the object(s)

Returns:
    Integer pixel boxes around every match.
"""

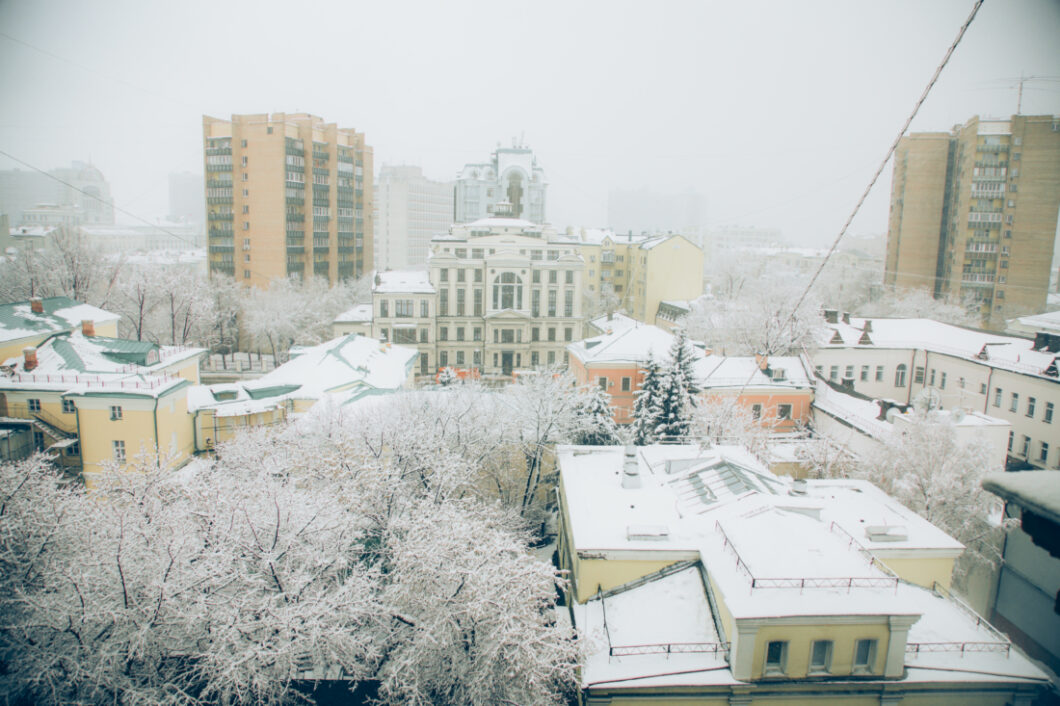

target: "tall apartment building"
[202,113,373,288]
[453,140,546,224]
[885,115,1060,327]
[373,165,453,270]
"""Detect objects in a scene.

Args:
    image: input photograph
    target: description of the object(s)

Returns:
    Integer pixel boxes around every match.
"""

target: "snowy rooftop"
[0,297,120,344]
[334,303,373,323]
[568,317,679,365]
[464,216,538,229]
[372,270,435,294]
[693,354,812,390]
[1,330,202,398]
[820,317,1057,380]
[188,335,416,415]
[1011,309,1060,335]
[983,471,1060,524]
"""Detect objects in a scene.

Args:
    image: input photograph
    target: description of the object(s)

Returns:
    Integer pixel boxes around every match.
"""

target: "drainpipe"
[983,367,994,415]
[907,349,916,405]
[153,395,160,466]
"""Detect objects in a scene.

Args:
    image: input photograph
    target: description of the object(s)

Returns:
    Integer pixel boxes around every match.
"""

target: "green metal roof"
[0,297,118,343]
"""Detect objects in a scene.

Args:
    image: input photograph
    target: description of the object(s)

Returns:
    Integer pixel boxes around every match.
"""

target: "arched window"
[492,272,523,311]
[895,364,907,388]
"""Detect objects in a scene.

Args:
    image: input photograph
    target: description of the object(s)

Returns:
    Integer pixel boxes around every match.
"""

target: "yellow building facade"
[557,445,1049,705]
[203,113,373,288]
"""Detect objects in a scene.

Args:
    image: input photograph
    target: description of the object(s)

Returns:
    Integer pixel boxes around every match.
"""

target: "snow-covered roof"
[983,471,1060,524]
[693,354,812,390]
[1,330,202,398]
[562,444,1046,691]
[189,334,416,415]
[1010,309,1060,335]
[0,297,121,344]
[812,378,894,440]
[372,270,434,294]
[820,317,1058,380]
[464,216,538,229]
[568,317,677,365]
[334,303,373,323]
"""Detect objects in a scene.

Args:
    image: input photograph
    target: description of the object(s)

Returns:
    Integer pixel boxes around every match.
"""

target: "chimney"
[30,297,43,314]
[754,352,768,370]
[863,319,873,333]
[841,312,851,325]
[81,319,95,337]
[621,445,641,489]
[607,310,613,321]
[23,347,38,371]
[823,309,838,324]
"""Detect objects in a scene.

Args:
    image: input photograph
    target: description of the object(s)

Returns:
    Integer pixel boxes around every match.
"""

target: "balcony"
[960,273,995,286]
[976,143,1009,153]
[287,262,305,273]
[208,212,234,221]
[206,163,232,172]
[286,246,305,254]
[965,243,998,254]
[313,262,329,275]
[205,146,231,156]
[286,195,304,205]
[210,262,235,275]
[286,213,305,223]
[209,244,234,253]
[967,212,1002,224]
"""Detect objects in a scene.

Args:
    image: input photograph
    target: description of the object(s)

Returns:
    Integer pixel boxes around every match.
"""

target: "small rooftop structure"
[0,297,120,347]
[371,269,435,294]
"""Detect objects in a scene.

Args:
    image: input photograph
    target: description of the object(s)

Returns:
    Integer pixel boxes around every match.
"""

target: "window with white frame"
[853,639,877,673]
[809,640,833,673]
[764,640,787,675]
[110,405,122,421]
[113,440,126,463]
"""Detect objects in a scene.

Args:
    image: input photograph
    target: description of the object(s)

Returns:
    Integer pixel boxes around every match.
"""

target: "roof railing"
[609,642,729,658]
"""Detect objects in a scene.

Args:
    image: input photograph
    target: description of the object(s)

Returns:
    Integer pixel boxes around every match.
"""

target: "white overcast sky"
[1,0,1058,244]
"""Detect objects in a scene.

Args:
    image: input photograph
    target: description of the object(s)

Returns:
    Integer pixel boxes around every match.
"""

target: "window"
[419,329,428,343]
[439,289,448,316]
[764,641,787,675]
[67,442,80,456]
[379,301,389,317]
[979,383,987,395]
[419,353,429,375]
[565,270,574,285]
[875,365,884,382]
[895,364,907,388]
[393,329,416,345]
[564,327,573,342]
[439,351,448,367]
[439,327,448,342]
[1046,402,1054,424]
[1041,442,1050,464]
[531,327,540,342]
[809,640,833,673]
[929,369,936,386]
[439,268,448,282]
[110,405,123,421]
[395,299,414,317]
[456,327,465,342]
[1027,397,1036,418]
[564,290,574,317]
[860,365,869,382]
[914,366,925,384]
[113,440,126,463]
[994,388,1002,407]
[27,399,41,412]
[456,268,466,283]
[1020,435,1030,457]
[548,328,556,342]
[829,365,839,381]
[33,431,45,451]
[1010,393,1019,413]
[420,300,429,317]
[549,270,558,284]
[473,350,482,367]
[456,351,465,366]
[547,351,556,365]
[1008,430,1014,452]
[532,270,541,284]
[598,377,608,390]
[621,377,631,392]
[474,289,483,316]
[548,290,557,317]
[531,290,540,317]
[379,328,388,341]
[853,639,877,673]
[751,404,762,420]
[939,372,947,389]
[62,399,75,414]
[473,327,482,342]
[531,351,539,367]
[844,365,854,379]
[456,289,466,316]
[777,404,792,421]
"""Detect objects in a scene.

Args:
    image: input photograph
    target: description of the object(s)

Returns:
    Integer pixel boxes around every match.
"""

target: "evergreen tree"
[573,384,621,445]
[632,354,665,444]
[653,330,700,443]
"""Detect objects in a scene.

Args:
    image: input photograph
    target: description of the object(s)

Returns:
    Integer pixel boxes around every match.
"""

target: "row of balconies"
[209,261,235,275]
[206,163,232,172]
[208,212,233,221]
[209,244,234,253]
[976,143,1009,153]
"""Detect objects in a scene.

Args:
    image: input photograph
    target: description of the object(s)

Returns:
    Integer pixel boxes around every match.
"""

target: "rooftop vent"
[626,524,669,541]
[30,297,43,314]
[865,525,908,542]
[790,478,808,496]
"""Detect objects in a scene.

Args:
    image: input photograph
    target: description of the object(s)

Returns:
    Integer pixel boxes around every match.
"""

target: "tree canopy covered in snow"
[0,426,580,705]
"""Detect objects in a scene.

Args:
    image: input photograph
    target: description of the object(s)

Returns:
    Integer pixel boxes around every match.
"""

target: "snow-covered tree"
[684,285,824,356]
[857,287,979,327]
[857,411,1009,575]
[0,227,122,306]
[572,384,621,445]
[437,366,458,386]
[111,264,164,341]
[692,396,773,460]
[632,354,665,444]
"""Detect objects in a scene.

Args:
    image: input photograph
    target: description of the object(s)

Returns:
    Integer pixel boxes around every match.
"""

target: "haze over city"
[2,0,1058,245]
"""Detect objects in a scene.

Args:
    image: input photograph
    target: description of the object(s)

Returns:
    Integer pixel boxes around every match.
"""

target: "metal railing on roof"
[906,641,1009,657]
[9,372,182,390]
[609,642,729,657]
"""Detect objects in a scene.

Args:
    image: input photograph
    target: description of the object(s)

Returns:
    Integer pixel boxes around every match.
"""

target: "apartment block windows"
[1046,402,1054,423]
[853,639,877,673]
[27,399,41,412]
[764,641,787,675]
[929,369,936,386]
[875,366,884,382]
[419,329,428,343]
[860,365,869,382]
[940,372,947,389]
[994,388,1002,407]
[549,270,557,284]
[1020,435,1030,457]
[809,640,833,673]
[777,404,792,421]
[1008,430,1014,451]
[829,366,839,381]
[1010,393,1019,413]
[621,377,631,392]
[1027,397,1036,418]
[62,399,75,414]
[110,405,123,421]
[845,365,854,380]
[531,290,541,317]
[439,351,448,367]
[548,328,556,342]
[895,364,907,388]
[914,366,925,384]
[1041,442,1050,464]
[113,440,126,463]
[531,328,540,342]
[473,327,482,342]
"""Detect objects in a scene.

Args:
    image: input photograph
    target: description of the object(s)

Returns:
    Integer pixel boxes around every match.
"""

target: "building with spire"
[453,139,546,224]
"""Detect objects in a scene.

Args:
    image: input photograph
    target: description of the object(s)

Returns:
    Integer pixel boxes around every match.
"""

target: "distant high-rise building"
[0,161,114,226]
[168,171,205,224]
[885,115,1060,326]
[202,113,373,288]
[373,165,453,270]
[454,140,546,224]
[606,188,706,244]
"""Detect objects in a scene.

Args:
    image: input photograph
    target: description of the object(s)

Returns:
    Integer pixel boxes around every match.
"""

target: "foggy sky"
[1,0,1058,245]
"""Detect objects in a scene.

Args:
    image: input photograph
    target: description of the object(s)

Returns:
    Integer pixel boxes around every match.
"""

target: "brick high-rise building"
[885,115,1060,327]
[203,113,372,288]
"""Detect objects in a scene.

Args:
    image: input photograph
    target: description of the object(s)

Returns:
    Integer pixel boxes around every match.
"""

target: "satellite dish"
[952,408,966,423]
[913,387,942,412]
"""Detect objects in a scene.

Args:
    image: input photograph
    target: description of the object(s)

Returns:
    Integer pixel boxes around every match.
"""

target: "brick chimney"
[23,347,38,371]
[754,352,769,370]
[30,297,43,314]
[81,319,95,337]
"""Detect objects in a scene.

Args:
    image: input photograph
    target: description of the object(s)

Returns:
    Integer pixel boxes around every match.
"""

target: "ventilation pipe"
[621,445,641,489]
